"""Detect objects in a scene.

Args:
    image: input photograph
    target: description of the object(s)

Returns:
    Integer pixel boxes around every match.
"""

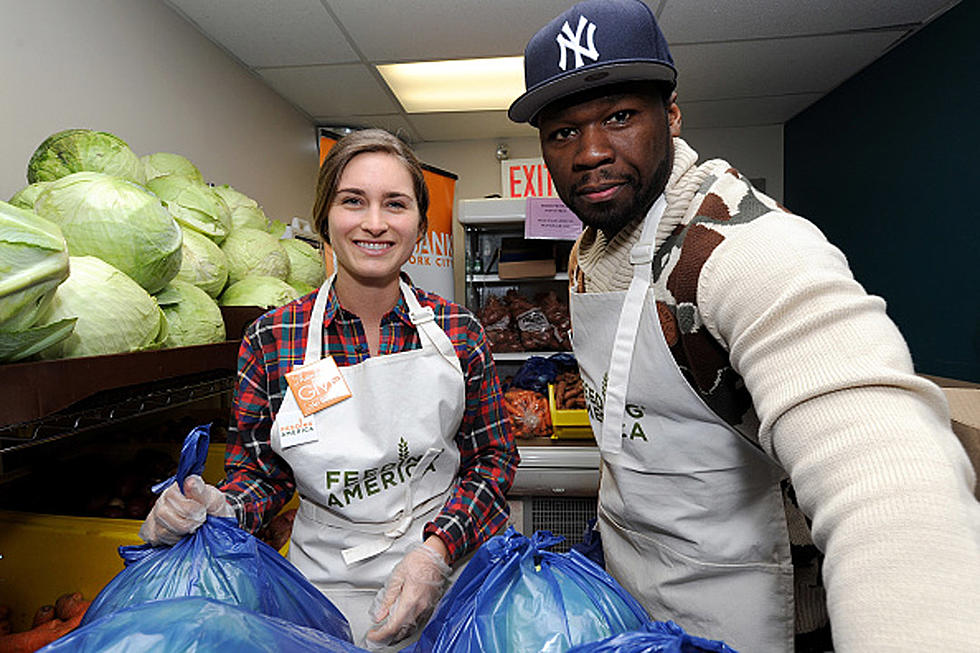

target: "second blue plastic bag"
[405,527,648,653]
[566,619,738,652]
[80,424,352,643]
[42,597,366,653]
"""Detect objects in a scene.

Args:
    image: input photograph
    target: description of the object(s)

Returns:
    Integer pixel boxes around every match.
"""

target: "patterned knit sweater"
[570,138,980,651]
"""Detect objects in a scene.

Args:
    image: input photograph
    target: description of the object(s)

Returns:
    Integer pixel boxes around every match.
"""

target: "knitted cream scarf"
[576,137,705,293]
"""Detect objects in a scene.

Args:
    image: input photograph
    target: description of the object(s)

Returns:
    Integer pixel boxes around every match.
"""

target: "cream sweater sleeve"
[697,212,980,651]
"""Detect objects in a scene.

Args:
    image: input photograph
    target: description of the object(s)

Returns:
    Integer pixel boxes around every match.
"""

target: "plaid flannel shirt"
[218,280,519,563]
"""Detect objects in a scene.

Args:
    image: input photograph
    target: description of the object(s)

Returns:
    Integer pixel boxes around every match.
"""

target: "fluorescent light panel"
[377,56,524,113]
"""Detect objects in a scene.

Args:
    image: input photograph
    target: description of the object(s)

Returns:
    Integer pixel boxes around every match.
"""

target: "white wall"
[416,124,783,299]
[683,125,784,202]
[0,0,318,223]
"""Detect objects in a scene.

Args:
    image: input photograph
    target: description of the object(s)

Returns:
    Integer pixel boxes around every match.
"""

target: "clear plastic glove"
[138,474,233,546]
[365,541,451,648]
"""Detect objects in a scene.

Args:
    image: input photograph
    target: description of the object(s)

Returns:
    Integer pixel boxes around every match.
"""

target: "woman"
[140,129,519,649]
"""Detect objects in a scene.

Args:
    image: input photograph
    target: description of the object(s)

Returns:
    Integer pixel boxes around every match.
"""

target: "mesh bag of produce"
[404,527,648,653]
[478,294,522,353]
[566,619,738,653]
[41,596,366,653]
[502,388,552,438]
[507,289,560,351]
[80,425,351,643]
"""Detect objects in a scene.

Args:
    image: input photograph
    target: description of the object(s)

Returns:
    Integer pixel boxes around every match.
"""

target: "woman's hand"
[138,475,233,546]
[365,537,451,647]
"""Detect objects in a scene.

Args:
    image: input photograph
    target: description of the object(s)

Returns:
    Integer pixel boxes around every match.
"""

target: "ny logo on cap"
[556,15,599,71]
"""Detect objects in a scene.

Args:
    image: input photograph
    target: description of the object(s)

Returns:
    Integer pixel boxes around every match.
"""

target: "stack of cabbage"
[1,128,326,362]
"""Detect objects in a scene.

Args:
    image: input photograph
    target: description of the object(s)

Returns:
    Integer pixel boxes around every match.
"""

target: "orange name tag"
[285,356,352,417]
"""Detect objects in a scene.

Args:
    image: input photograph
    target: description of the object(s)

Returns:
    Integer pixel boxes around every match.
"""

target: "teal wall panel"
[785,0,979,381]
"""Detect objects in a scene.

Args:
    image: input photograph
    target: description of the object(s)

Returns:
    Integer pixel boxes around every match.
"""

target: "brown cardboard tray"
[498,260,557,280]
[0,306,266,427]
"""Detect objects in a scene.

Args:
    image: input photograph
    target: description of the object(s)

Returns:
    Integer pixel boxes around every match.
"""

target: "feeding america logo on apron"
[581,372,651,443]
[321,437,441,509]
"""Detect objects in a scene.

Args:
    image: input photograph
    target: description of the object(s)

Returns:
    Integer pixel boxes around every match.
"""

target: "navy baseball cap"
[509,0,676,125]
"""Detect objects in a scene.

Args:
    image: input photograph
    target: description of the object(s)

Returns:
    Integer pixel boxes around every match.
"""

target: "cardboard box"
[941,386,980,500]
[498,259,557,279]
[926,376,980,499]
[497,237,556,280]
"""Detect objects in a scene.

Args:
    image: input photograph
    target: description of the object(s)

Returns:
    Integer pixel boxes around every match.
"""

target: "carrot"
[54,593,89,622]
[0,593,88,653]
[30,606,54,629]
[0,612,82,653]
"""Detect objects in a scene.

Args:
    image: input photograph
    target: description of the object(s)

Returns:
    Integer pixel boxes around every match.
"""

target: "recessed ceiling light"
[377,56,525,113]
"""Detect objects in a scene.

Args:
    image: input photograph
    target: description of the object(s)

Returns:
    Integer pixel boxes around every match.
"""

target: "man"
[509,1,980,651]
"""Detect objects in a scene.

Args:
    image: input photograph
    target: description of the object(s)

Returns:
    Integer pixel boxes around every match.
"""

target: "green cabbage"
[0,318,76,363]
[8,182,54,210]
[37,256,168,359]
[156,280,226,348]
[146,175,232,244]
[142,152,204,184]
[267,219,288,239]
[27,129,145,185]
[220,228,290,285]
[280,238,326,290]
[287,280,316,296]
[219,276,298,309]
[0,201,74,362]
[34,172,182,294]
[0,201,70,330]
[176,228,229,298]
[212,184,269,232]
[212,184,258,211]
[229,205,269,232]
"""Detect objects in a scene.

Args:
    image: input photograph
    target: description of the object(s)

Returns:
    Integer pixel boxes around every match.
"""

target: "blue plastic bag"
[81,424,351,643]
[566,619,738,653]
[42,597,367,653]
[570,517,604,568]
[405,527,648,653]
[511,355,558,394]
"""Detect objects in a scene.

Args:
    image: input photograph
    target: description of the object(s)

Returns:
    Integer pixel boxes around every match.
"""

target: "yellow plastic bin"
[547,384,594,440]
[0,509,143,632]
[202,444,227,486]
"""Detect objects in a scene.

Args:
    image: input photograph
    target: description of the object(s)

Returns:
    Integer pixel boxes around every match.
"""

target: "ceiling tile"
[164,0,357,67]
[325,0,575,61]
[671,31,904,102]
[659,0,954,42]
[679,93,824,129]
[316,114,422,144]
[257,64,399,116]
[407,111,538,142]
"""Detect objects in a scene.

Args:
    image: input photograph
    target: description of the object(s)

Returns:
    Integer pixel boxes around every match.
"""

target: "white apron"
[271,276,464,649]
[570,196,795,652]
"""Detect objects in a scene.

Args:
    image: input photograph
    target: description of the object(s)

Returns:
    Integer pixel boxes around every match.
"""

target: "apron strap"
[304,274,333,365]
[401,280,463,375]
[304,275,461,376]
[600,195,667,454]
[338,446,445,566]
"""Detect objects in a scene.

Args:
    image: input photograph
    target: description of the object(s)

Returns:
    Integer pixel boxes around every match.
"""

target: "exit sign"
[501,158,557,199]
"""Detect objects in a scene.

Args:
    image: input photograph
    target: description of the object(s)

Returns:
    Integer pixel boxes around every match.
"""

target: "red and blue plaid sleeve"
[217,299,311,532]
